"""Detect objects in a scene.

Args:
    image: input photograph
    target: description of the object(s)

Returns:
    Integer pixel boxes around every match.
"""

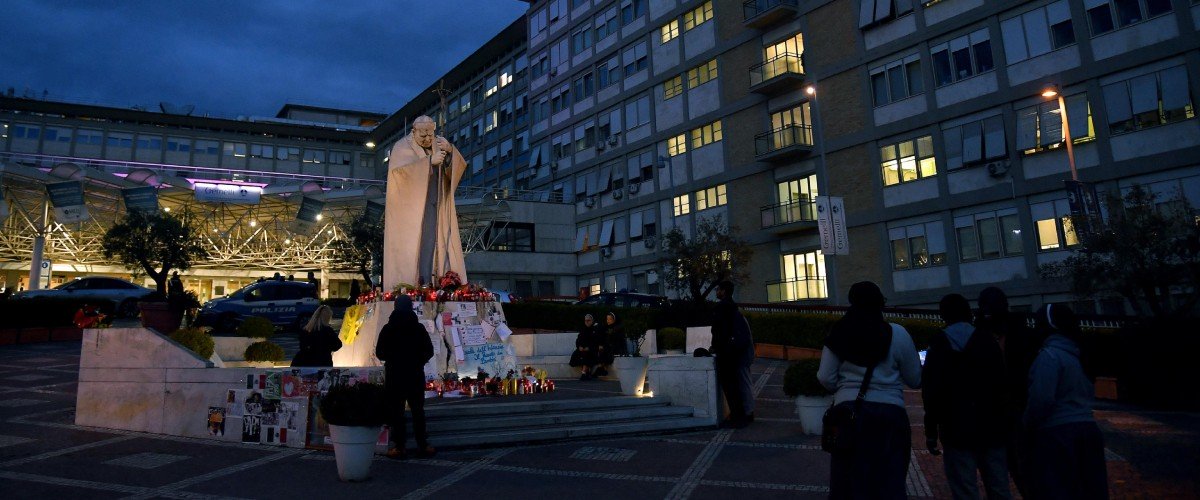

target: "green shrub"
[319,382,388,427]
[657,327,685,351]
[237,316,275,339]
[169,327,214,359]
[783,359,830,397]
[243,341,285,362]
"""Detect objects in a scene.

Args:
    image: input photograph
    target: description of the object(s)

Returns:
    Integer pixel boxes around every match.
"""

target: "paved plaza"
[0,338,1197,499]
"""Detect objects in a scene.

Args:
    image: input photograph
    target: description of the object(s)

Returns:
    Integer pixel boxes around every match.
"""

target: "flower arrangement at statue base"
[422,367,555,398]
[355,271,494,304]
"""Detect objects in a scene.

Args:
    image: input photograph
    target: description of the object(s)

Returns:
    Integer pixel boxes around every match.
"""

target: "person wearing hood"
[818,281,921,499]
[375,296,435,460]
[975,286,1042,496]
[1024,304,1107,499]
[923,294,1010,500]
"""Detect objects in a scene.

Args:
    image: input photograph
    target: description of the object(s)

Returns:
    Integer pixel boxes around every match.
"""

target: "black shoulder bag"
[820,362,876,454]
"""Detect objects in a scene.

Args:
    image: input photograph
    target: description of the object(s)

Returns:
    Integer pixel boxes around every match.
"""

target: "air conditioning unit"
[550,68,558,77]
[600,247,613,258]
[643,236,657,249]
[986,160,1011,178]
[628,182,640,194]
[596,142,606,151]
[608,136,619,146]
[549,161,559,173]
[584,195,597,207]
[612,188,623,200]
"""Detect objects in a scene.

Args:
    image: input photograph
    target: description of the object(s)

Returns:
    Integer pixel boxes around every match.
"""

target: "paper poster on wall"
[460,325,488,346]
[265,372,281,400]
[242,415,262,443]
[225,390,247,418]
[453,302,477,317]
[207,407,225,436]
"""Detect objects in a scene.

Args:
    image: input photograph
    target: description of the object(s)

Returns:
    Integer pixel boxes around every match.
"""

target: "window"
[1103,66,1194,134]
[45,127,72,143]
[661,20,679,43]
[630,206,657,240]
[571,26,593,55]
[1087,0,1175,36]
[663,75,683,100]
[889,222,947,270]
[531,7,549,35]
[548,0,567,22]
[532,97,550,123]
[1016,93,1094,153]
[869,54,922,106]
[596,6,619,41]
[11,123,40,140]
[598,106,622,141]
[690,120,722,149]
[249,144,273,159]
[550,37,569,70]
[76,129,104,145]
[624,94,651,129]
[572,0,588,10]
[532,52,550,79]
[687,59,718,88]
[303,149,325,163]
[763,33,805,81]
[165,137,190,152]
[673,194,691,216]
[329,151,351,165]
[623,42,649,76]
[194,140,219,155]
[598,55,621,88]
[627,148,655,183]
[777,251,827,301]
[880,135,936,186]
[223,142,247,157]
[770,103,814,146]
[553,132,572,160]
[359,154,374,168]
[107,132,133,148]
[551,85,572,113]
[954,210,1023,261]
[932,29,993,87]
[501,64,514,88]
[667,133,687,156]
[575,123,596,152]
[695,184,727,211]
[1032,199,1079,251]
[621,0,646,25]
[276,146,300,161]
[1001,1,1074,64]
[501,100,515,126]
[943,115,1007,168]
[573,72,595,102]
[683,1,713,31]
[485,72,499,98]
[859,0,914,29]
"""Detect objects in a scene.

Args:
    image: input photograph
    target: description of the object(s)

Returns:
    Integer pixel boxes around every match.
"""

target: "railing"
[764,277,828,303]
[754,125,814,157]
[455,185,566,204]
[743,0,799,22]
[749,52,804,88]
[760,199,817,228]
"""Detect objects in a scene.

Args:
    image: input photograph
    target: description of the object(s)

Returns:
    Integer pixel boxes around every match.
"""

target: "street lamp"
[806,81,837,305]
[1041,83,1078,181]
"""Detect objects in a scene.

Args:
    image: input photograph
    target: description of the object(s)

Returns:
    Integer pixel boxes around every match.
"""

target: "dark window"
[1050,19,1076,48]
[888,66,906,103]
[906,61,924,95]
[1114,0,1142,26]
[973,39,993,73]
[871,72,888,106]
[1145,0,1173,16]
[932,51,952,87]
[488,222,535,252]
[1088,5,1115,34]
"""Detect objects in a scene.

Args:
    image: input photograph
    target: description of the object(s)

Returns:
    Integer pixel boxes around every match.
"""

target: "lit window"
[683,1,713,31]
[694,184,727,211]
[673,194,691,216]
[663,75,683,100]
[667,134,687,156]
[880,135,936,186]
[690,120,723,149]
[686,59,718,88]
[660,20,679,43]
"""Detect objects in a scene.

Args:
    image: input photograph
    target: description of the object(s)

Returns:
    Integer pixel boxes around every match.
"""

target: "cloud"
[0,0,528,117]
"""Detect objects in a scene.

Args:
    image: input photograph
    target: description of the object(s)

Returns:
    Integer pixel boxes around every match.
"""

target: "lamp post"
[1041,84,1077,181]
[806,83,838,305]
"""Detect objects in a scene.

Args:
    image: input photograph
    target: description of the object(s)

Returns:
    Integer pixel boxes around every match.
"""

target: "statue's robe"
[383,134,468,291]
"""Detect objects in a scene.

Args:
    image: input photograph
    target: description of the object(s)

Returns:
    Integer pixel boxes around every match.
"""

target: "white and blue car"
[195,280,320,333]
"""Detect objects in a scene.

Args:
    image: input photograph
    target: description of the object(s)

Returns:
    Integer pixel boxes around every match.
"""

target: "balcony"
[765,277,828,303]
[743,0,799,29]
[760,199,817,231]
[754,125,814,162]
[749,53,804,94]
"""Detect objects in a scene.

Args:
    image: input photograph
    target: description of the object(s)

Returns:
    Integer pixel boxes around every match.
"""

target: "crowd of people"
[818,282,1108,500]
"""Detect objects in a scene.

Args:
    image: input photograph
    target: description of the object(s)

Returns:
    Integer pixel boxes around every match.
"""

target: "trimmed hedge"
[747,312,942,351]
[237,316,275,339]
[169,327,215,360]
[657,327,685,351]
[244,341,285,362]
[784,359,830,397]
[502,302,656,341]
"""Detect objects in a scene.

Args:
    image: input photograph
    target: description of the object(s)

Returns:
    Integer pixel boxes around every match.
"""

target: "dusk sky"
[0,0,529,118]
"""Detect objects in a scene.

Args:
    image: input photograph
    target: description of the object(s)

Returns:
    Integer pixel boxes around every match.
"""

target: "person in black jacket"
[291,305,342,367]
[570,314,601,380]
[375,296,435,459]
[923,294,1011,500]
[975,286,1043,497]
[710,280,755,428]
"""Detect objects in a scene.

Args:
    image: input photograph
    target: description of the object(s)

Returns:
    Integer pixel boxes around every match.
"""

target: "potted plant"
[101,209,206,334]
[319,382,387,481]
[783,359,833,435]
[170,289,203,328]
[137,291,183,334]
[240,317,284,367]
[613,327,649,396]
[657,327,686,355]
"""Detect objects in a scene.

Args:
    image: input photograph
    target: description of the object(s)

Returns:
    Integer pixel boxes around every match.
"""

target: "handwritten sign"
[460,325,487,346]
[453,302,477,317]
[461,343,511,373]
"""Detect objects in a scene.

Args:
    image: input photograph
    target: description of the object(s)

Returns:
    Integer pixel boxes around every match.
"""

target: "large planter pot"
[328,424,380,481]
[613,356,649,396]
[139,302,183,334]
[754,343,786,359]
[795,395,834,436]
[786,346,822,361]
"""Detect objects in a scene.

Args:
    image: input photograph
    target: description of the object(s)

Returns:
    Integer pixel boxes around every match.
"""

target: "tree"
[658,215,752,304]
[332,208,384,287]
[1040,185,1200,318]
[102,209,208,294]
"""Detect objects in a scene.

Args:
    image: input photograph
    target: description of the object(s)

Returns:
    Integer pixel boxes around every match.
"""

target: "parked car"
[194,280,319,333]
[575,292,671,309]
[11,276,154,318]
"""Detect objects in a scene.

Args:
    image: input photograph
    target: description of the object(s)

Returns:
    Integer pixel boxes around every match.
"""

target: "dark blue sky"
[1,0,528,118]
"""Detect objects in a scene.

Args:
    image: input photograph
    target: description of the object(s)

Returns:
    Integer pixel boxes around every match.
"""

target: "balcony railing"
[754,124,814,160]
[765,277,828,303]
[749,52,804,93]
[743,0,800,28]
[760,199,817,229]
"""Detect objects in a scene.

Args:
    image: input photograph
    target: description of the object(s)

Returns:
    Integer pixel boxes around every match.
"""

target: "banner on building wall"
[0,182,8,223]
[46,181,89,223]
[122,186,159,213]
[364,200,384,223]
[829,196,849,255]
[193,181,262,204]
[291,197,325,233]
[1064,180,1101,238]
[816,196,834,254]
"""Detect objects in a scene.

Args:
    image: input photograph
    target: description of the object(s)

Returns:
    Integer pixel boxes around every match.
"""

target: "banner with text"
[46,181,89,223]
[122,186,159,213]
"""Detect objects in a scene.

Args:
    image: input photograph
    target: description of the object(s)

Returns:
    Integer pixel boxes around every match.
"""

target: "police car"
[195,280,320,332]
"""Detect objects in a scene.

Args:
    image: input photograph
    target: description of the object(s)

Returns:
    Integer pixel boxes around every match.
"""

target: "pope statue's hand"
[430,147,447,166]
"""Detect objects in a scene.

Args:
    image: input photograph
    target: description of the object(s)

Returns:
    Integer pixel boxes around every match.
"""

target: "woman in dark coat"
[375,296,435,459]
[596,312,627,374]
[570,314,601,380]
[291,305,342,367]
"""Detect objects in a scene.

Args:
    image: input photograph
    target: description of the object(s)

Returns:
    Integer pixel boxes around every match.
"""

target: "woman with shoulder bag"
[817,281,922,499]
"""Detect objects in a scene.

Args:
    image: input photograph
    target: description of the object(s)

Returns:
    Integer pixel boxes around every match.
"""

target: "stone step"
[418,404,695,434]
[426,415,714,449]
[421,395,670,420]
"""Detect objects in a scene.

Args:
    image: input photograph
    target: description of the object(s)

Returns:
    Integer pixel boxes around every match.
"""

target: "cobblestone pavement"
[1,340,1196,499]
